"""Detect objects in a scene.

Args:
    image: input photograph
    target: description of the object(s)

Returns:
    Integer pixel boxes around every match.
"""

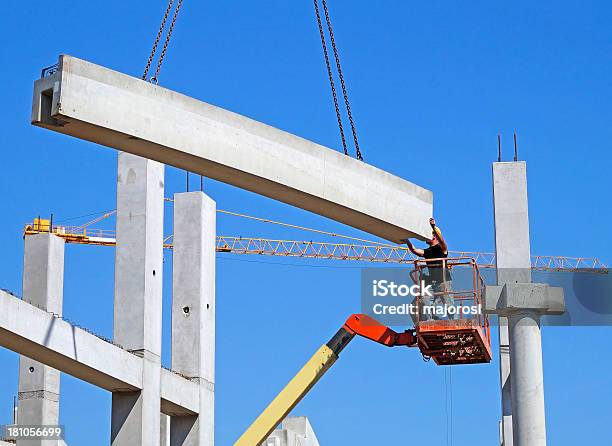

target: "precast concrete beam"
[0,290,141,392]
[0,290,199,417]
[31,55,433,243]
[160,369,199,416]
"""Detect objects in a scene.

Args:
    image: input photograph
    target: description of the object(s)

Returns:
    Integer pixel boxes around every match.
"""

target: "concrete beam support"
[497,316,512,446]
[493,161,532,446]
[161,414,170,446]
[507,312,546,445]
[170,192,216,446]
[0,290,198,415]
[112,153,165,446]
[17,233,64,446]
[492,162,561,446]
[32,54,433,243]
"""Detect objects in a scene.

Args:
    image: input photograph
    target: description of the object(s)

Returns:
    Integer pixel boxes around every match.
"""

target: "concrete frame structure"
[0,152,218,445]
[0,288,200,412]
[0,158,318,445]
[31,54,433,243]
[0,52,580,445]
[486,162,565,446]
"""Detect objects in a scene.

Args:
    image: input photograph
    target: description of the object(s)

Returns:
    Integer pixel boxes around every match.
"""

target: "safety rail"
[411,257,492,365]
[411,258,487,327]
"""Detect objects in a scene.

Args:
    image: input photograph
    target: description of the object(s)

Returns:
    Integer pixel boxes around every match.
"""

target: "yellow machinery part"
[234,344,337,446]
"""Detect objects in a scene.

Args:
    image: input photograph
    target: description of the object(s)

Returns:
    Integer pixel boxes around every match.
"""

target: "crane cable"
[142,0,184,84]
[313,0,364,161]
[444,367,454,446]
[313,0,348,156]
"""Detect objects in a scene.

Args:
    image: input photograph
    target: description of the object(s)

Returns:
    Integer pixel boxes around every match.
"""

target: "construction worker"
[403,218,455,321]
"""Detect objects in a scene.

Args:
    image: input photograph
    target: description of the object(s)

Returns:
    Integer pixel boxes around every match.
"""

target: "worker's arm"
[402,238,424,257]
[430,218,448,254]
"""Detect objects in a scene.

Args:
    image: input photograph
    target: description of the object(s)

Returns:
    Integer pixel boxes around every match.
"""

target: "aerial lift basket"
[412,257,492,365]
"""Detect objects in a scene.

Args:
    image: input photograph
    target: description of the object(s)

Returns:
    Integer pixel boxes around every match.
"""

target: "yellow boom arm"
[234,343,339,446]
[234,314,416,445]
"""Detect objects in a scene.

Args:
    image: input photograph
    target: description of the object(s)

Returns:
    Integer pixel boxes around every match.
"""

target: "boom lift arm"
[234,314,416,446]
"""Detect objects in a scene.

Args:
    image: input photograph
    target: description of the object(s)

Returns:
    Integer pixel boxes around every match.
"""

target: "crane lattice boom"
[23,219,607,273]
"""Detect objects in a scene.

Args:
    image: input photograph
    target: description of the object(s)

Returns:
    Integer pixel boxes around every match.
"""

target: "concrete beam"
[31,55,433,243]
[0,289,141,392]
[160,369,199,416]
[0,290,198,417]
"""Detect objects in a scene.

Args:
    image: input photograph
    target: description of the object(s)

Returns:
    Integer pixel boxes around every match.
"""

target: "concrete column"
[170,192,216,446]
[508,311,546,445]
[161,414,170,446]
[497,317,512,446]
[493,161,546,446]
[111,153,165,446]
[17,233,65,446]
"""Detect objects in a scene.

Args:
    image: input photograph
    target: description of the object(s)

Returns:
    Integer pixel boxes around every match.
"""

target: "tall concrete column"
[497,317,512,445]
[508,311,546,444]
[493,161,544,446]
[161,414,170,446]
[111,153,165,446]
[17,233,65,446]
[170,192,216,446]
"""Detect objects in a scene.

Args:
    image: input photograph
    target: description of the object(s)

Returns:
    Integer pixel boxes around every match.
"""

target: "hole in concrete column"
[28,367,35,373]
[182,306,190,317]
[153,269,156,276]
[206,304,210,310]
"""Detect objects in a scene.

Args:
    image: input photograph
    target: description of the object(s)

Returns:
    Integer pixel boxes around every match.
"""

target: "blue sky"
[1,1,611,444]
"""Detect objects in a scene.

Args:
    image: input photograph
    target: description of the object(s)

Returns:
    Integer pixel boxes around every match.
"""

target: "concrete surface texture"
[492,161,531,446]
[112,153,165,446]
[171,191,216,446]
[492,162,532,283]
[263,417,320,446]
[491,161,565,446]
[18,233,65,446]
[1,154,220,445]
[0,289,198,415]
[31,54,433,243]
